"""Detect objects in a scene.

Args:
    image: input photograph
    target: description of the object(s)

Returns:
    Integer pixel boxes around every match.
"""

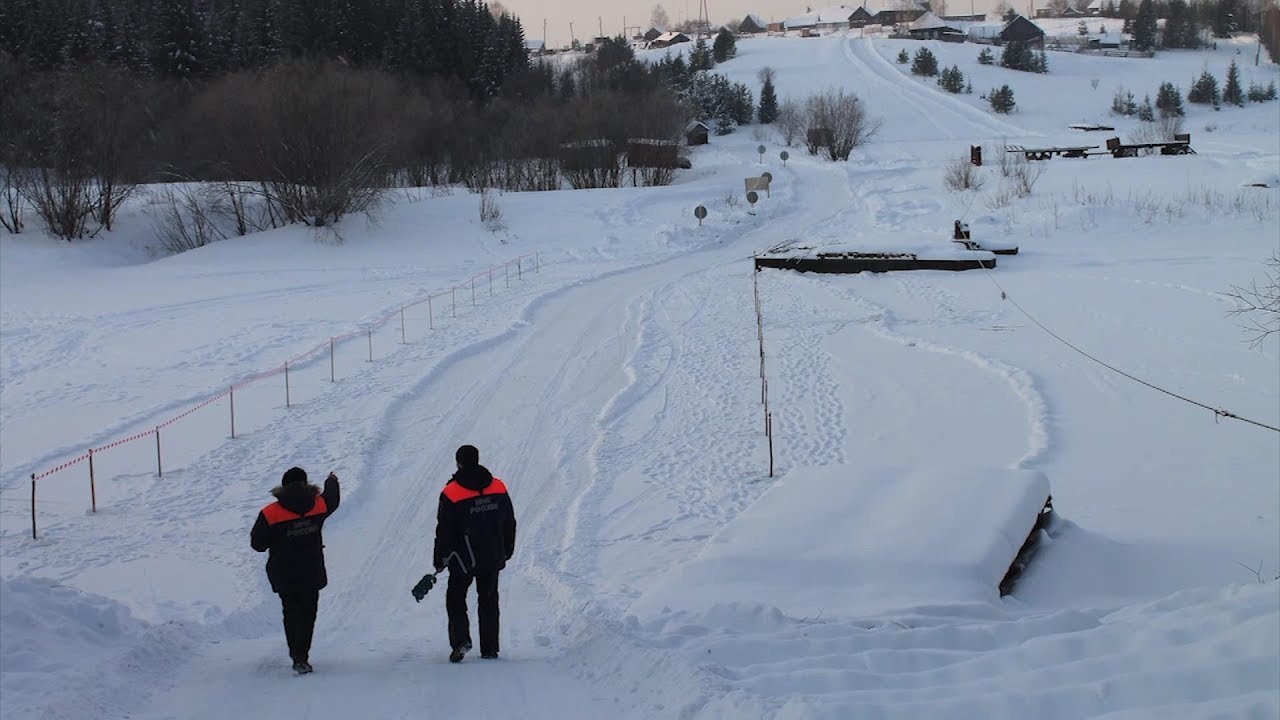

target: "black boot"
[449,642,471,663]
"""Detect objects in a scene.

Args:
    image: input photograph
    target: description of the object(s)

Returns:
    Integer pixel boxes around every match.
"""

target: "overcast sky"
[497,0,1013,48]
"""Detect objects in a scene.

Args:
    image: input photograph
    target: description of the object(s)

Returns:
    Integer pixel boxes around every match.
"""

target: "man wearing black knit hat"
[434,444,517,663]
[251,466,341,674]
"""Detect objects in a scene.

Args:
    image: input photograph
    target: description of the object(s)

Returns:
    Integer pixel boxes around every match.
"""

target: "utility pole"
[543,18,547,48]
[569,21,576,48]
[598,15,603,39]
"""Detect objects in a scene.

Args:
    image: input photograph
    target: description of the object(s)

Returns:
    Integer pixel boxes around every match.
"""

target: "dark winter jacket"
[433,464,516,575]
[251,474,341,594]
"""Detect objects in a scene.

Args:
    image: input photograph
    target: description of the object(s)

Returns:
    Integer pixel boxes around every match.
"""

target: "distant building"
[908,11,965,40]
[642,27,663,42]
[524,38,545,56]
[784,6,861,32]
[850,7,875,27]
[875,2,929,27]
[739,14,767,33]
[650,31,691,48]
[685,120,710,146]
[1000,15,1046,44]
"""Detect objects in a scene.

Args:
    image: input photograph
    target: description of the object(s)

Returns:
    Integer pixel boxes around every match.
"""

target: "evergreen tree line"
[0,0,529,96]
[1110,61,1275,121]
[1098,0,1269,39]
[0,29,714,240]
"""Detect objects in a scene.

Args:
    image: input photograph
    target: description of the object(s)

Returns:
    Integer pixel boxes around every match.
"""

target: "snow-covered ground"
[2,33,1278,720]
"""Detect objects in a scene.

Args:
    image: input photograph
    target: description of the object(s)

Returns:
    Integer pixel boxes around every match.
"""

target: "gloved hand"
[411,573,436,602]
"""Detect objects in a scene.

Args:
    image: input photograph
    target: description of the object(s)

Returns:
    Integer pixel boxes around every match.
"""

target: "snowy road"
[3,33,1277,720]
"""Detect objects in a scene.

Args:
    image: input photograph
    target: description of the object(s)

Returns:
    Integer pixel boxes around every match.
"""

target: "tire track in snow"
[841,38,1032,141]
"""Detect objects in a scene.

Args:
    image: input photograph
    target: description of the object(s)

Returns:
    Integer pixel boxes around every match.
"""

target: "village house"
[908,11,966,40]
[649,31,691,48]
[739,14,768,33]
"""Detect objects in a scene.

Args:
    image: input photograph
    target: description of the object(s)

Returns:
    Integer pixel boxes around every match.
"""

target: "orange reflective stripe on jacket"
[261,496,328,525]
[442,477,508,503]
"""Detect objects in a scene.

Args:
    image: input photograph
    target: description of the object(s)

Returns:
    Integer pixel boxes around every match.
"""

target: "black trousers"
[446,570,500,655]
[279,590,319,662]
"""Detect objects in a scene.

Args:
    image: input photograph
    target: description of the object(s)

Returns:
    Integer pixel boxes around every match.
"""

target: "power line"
[978,265,1279,434]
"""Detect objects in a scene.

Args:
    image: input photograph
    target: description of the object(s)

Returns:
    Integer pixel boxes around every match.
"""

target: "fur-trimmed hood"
[271,482,321,516]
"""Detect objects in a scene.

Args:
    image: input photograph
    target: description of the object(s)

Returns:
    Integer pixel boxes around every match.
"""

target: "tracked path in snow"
[840,38,1031,141]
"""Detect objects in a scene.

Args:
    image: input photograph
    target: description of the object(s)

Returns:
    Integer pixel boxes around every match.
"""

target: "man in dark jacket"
[434,444,516,663]
[251,467,340,674]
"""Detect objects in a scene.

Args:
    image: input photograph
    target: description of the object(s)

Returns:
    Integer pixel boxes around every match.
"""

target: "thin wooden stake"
[517,257,522,280]
[230,386,236,438]
[429,297,434,329]
[452,288,456,318]
[155,426,163,477]
[400,308,406,343]
[330,338,335,382]
[505,263,510,288]
[30,474,36,540]
[471,277,476,306]
[767,412,774,477]
[367,326,373,362]
[285,361,291,408]
[89,449,97,512]
[489,269,493,296]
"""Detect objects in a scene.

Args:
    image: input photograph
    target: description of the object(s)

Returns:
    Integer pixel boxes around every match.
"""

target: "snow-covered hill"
[3,32,1277,720]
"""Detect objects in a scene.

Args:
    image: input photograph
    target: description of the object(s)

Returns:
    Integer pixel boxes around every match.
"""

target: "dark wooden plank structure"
[999,496,1055,596]
[1106,134,1195,157]
[755,252,996,274]
[1008,144,1097,160]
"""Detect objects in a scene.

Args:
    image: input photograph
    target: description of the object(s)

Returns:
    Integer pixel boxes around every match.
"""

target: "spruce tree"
[758,71,779,123]
[1162,0,1188,48]
[1223,59,1244,106]
[1000,40,1033,71]
[1156,81,1185,116]
[712,27,736,63]
[988,85,1016,113]
[689,35,713,71]
[1188,70,1220,106]
[1132,0,1158,51]
[1213,0,1237,38]
[897,48,910,63]
[911,47,938,76]
[938,65,965,93]
[1137,94,1155,120]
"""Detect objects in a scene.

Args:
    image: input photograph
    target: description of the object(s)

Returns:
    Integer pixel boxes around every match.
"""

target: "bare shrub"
[985,187,1016,210]
[0,56,27,234]
[0,164,23,234]
[775,99,805,148]
[1227,251,1280,348]
[82,65,147,231]
[18,164,97,240]
[1009,156,1043,197]
[151,183,227,253]
[751,124,771,142]
[1127,116,1184,155]
[803,88,880,161]
[725,191,741,208]
[944,155,985,192]
[478,188,504,229]
[1072,180,1116,207]
[191,60,406,229]
[996,142,1019,177]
